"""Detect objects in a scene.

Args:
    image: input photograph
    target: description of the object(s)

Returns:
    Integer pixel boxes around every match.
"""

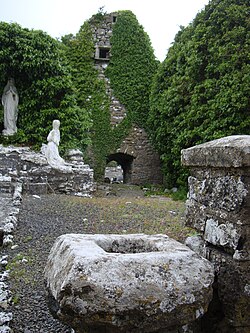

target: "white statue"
[45,120,66,167]
[2,78,19,136]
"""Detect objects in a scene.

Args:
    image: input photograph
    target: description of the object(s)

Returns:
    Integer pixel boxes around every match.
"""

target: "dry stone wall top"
[182,135,250,168]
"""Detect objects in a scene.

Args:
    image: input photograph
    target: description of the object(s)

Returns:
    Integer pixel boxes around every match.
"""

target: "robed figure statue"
[2,78,19,136]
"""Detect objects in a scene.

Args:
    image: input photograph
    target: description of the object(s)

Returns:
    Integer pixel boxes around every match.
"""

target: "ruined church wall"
[117,126,163,185]
[91,12,127,126]
[90,13,163,185]
[0,146,93,196]
[182,135,250,333]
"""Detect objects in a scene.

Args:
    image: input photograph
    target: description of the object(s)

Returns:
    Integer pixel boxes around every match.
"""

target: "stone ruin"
[0,144,93,331]
[45,135,250,333]
[0,145,93,245]
[0,145,93,197]
[182,135,250,333]
[107,125,163,185]
[90,12,163,186]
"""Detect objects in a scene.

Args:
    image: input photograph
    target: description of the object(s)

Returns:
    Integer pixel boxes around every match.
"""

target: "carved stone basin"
[44,234,214,333]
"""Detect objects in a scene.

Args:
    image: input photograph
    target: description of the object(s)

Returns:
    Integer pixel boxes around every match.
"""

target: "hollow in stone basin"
[96,237,159,253]
[45,234,214,333]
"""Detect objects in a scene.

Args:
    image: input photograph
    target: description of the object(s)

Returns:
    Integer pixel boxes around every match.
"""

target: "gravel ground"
[4,190,188,333]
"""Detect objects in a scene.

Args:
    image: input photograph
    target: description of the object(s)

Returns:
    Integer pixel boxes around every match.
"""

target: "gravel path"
[4,192,187,333]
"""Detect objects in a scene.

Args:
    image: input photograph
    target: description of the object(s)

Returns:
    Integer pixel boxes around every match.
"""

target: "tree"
[148,0,250,187]
[0,22,91,151]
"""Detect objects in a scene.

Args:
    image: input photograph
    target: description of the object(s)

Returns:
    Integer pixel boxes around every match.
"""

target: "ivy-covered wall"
[63,9,159,181]
[106,10,159,129]
[62,21,112,180]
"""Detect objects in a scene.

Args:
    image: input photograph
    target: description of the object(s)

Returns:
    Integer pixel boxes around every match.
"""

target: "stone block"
[205,247,250,329]
[181,135,250,168]
[182,135,250,332]
[45,234,214,333]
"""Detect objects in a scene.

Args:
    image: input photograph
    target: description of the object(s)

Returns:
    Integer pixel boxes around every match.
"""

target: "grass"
[58,193,194,242]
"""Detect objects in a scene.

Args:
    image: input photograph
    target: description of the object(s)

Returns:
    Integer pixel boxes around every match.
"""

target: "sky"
[0,0,210,61]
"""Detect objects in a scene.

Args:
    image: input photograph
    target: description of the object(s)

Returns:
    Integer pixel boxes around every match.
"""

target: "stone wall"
[91,12,127,127]
[182,135,250,333]
[109,125,163,185]
[94,62,127,126]
[0,145,93,197]
[90,13,163,185]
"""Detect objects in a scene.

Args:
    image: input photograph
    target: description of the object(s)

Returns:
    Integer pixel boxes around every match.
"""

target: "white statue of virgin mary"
[2,78,19,136]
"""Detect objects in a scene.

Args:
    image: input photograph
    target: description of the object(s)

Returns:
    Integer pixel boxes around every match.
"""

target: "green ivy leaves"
[0,22,91,152]
[148,0,250,187]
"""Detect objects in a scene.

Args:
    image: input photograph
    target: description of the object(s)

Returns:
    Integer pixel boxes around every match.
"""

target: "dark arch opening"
[107,153,134,184]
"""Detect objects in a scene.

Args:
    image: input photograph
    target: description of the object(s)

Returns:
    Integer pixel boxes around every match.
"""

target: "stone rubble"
[0,160,23,332]
[0,145,94,197]
[0,144,94,332]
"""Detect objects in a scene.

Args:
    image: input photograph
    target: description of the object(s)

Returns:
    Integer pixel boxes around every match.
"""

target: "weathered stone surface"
[182,135,250,332]
[109,125,163,185]
[204,218,240,250]
[0,179,21,247]
[0,145,93,196]
[205,247,250,331]
[188,174,247,212]
[45,234,214,333]
[181,135,250,168]
[185,235,206,257]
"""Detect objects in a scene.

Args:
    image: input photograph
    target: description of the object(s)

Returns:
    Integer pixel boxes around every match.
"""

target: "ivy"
[0,22,91,152]
[62,11,159,180]
[106,10,159,129]
[62,21,112,180]
[148,0,250,187]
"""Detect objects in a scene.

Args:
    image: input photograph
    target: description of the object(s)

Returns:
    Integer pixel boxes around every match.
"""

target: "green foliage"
[62,21,112,180]
[143,184,187,201]
[106,10,159,128]
[89,6,107,24]
[148,0,250,187]
[63,11,159,180]
[0,22,91,152]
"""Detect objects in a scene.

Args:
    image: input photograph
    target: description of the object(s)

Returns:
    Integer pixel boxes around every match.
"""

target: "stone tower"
[90,12,162,185]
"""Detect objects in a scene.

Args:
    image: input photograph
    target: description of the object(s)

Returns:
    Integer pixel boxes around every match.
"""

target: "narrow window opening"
[99,48,110,59]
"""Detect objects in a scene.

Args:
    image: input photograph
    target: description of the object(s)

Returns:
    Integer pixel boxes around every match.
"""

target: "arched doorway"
[105,161,123,183]
[106,153,134,184]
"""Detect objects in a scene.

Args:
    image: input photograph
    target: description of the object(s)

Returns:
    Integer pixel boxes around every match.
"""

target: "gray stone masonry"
[91,12,127,127]
[116,125,163,185]
[182,135,250,333]
[90,12,163,185]
[0,145,93,197]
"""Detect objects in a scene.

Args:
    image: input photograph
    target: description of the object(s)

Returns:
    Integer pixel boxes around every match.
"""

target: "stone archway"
[107,126,162,185]
[107,153,134,184]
